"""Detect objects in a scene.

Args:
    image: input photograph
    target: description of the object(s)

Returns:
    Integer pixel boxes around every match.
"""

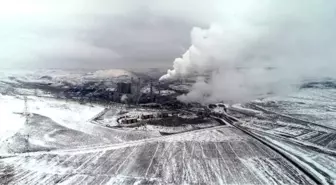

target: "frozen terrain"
[1,71,336,184]
[0,95,157,155]
[0,126,317,185]
[229,85,336,184]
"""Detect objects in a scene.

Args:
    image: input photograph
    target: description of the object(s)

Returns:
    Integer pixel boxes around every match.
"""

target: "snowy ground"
[0,95,26,143]
[1,70,335,184]
[0,95,320,185]
[255,88,336,129]
[0,95,108,154]
[0,94,321,184]
[0,94,104,136]
[0,126,317,185]
[228,87,336,184]
[0,94,164,155]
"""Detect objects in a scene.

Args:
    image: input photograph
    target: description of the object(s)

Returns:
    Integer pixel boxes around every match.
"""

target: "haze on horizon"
[1,0,336,104]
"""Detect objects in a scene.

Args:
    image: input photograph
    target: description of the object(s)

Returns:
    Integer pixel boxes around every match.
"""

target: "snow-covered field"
[1,70,336,184]
[229,87,336,184]
[0,95,104,136]
[256,88,336,129]
[26,96,104,132]
[0,126,317,185]
[0,95,109,154]
[0,90,324,184]
[0,95,26,143]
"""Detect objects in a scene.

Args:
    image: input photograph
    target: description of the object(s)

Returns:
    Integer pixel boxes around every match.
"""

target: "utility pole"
[150,80,153,102]
[24,96,29,125]
[157,82,161,103]
[24,134,30,152]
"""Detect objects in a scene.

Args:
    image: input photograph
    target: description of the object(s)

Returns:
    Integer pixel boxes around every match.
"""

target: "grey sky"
[1,0,334,72]
[0,0,218,69]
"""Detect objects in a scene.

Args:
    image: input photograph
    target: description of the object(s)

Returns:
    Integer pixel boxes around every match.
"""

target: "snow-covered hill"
[0,69,139,86]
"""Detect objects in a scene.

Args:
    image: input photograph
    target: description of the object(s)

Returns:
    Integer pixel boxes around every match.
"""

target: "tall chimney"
[150,80,153,102]
[137,78,141,94]
[136,78,141,105]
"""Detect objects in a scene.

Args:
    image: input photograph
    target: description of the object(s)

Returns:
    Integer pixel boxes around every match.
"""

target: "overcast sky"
[1,0,334,71]
[0,0,227,70]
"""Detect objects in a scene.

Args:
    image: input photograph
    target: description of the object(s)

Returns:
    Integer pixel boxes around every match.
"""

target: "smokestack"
[136,78,141,105]
[156,82,161,103]
[150,80,153,102]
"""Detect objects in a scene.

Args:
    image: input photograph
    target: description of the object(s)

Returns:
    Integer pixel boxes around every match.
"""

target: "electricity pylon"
[23,96,29,124]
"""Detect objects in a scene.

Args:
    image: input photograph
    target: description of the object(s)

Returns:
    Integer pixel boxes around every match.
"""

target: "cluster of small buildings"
[118,112,172,125]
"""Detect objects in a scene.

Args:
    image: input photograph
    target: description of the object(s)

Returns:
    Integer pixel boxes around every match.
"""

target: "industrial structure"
[117,82,132,94]
[111,78,164,105]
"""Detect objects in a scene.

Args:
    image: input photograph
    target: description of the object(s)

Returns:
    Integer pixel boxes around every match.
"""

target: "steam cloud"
[121,94,128,103]
[160,0,336,104]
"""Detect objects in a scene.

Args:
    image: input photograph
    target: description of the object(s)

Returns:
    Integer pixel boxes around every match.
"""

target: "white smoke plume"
[120,94,128,103]
[160,0,336,103]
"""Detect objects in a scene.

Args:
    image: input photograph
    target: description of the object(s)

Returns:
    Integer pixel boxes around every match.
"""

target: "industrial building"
[117,82,132,94]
